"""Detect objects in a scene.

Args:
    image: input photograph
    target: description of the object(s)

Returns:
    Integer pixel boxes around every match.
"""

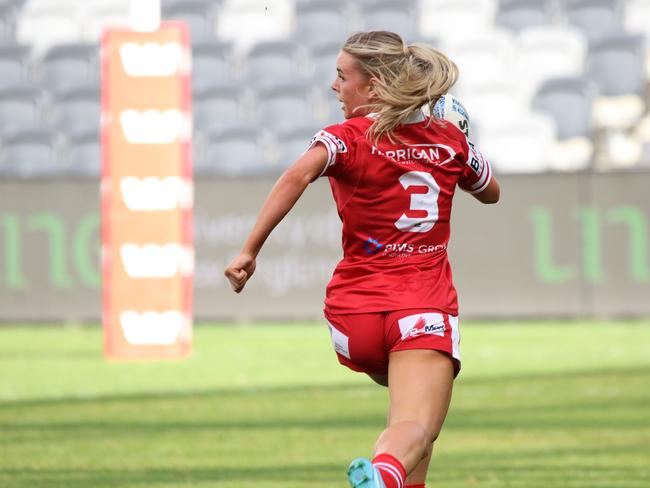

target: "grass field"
[1,321,649,488]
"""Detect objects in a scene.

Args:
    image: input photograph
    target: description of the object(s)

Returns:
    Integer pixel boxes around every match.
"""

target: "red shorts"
[323,308,461,377]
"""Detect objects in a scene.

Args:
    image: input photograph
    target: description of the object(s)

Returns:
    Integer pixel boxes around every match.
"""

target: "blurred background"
[0,0,649,323]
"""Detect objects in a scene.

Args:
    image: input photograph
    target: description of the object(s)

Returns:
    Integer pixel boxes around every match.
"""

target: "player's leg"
[371,349,454,486]
[404,443,432,487]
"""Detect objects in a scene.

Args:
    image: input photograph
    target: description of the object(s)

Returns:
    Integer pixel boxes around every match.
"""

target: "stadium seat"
[191,41,237,91]
[36,43,99,95]
[419,0,496,41]
[242,40,307,89]
[256,81,317,133]
[276,125,322,170]
[50,85,100,138]
[442,29,516,90]
[459,80,528,128]
[623,0,650,76]
[495,0,554,33]
[197,125,272,176]
[566,0,623,45]
[193,83,253,133]
[82,0,130,42]
[309,41,339,87]
[0,85,43,136]
[360,0,418,38]
[0,2,17,42]
[218,0,293,52]
[587,34,646,129]
[63,128,100,177]
[533,77,597,171]
[515,25,587,99]
[533,77,596,140]
[0,44,31,90]
[16,2,82,55]
[162,0,217,44]
[0,128,60,177]
[293,0,352,50]
[478,112,557,173]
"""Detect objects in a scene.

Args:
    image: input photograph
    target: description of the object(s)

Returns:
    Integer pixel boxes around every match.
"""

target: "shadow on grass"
[2,365,649,410]
[0,463,343,488]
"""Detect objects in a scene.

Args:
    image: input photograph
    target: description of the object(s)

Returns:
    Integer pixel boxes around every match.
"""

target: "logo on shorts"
[398,313,446,340]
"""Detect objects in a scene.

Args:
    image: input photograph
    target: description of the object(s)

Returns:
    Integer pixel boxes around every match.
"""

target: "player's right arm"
[472,176,500,204]
[224,144,329,293]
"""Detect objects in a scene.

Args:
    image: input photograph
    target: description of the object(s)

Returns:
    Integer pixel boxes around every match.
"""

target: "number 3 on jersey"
[394,171,440,233]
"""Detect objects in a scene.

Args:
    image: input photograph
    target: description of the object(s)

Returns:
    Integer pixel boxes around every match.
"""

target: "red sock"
[372,453,406,488]
[405,484,426,488]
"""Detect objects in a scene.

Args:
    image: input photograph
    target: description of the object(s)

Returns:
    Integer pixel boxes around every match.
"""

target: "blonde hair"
[342,31,458,144]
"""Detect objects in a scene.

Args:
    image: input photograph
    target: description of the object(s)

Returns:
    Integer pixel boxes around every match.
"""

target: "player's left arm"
[224,145,328,293]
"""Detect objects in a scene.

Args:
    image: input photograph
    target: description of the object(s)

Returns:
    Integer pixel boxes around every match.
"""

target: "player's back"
[313,111,491,314]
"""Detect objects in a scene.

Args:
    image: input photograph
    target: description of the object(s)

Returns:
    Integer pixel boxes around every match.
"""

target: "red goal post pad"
[101,23,193,360]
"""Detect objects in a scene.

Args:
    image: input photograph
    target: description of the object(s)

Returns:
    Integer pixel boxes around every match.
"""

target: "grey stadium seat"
[566,0,623,45]
[256,82,317,134]
[276,125,323,170]
[243,40,307,90]
[191,41,236,91]
[293,0,351,50]
[361,0,418,38]
[162,0,217,44]
[0,85,43,135]
[496,0,554,33]
[310,41,339,86]
[0,44,31,90]
[37,43,99,95]
[532,77,597,139]
[64,129,100,177]
[197,126,272,176]
[193,83,253,133]
[0,128,60,178]
[50,85,101,138]
[587,34,646,96]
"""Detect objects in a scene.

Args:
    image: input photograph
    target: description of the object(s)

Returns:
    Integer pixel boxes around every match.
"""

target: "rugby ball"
[432,94,471,139]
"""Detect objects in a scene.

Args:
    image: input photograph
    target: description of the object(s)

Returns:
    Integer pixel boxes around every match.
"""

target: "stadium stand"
[37,43,99,94]
[514,25,587,99]
[565,0,623,45]
[495,0,554,33]
[0,85,44,135]
[479,112,557,173]
[0,43,30,89]
[293,0,352,50]
[63,129,100,177]
[161,0,218,44]
[49,85,101,139]
[0,127,59,177]
[256,81,318,134]
[0,0,648,175]
[191,41,236,91]
[360,0,418,38]
[193,83,253,134]
[242,40,308,89]
[197,125,274,176]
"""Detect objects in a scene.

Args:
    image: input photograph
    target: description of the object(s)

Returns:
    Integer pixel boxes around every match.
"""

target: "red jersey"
[310,111,492,315]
